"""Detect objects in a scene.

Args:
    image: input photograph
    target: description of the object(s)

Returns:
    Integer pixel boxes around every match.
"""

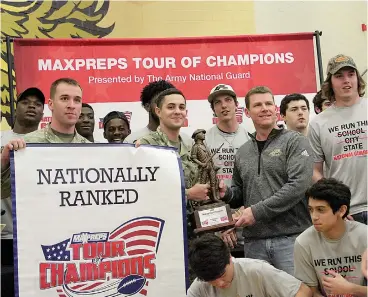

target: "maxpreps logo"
[39,217,164,296]
[99,111,132,129]
[212,107,244,124]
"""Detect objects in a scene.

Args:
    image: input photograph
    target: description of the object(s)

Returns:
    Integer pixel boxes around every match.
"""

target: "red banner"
[14,34,317,103]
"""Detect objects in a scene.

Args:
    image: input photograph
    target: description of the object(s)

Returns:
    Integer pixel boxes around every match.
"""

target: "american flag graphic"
[41,239,70,261]
[212,107,244,124]
[98,111,132,129]
[109,217,164,256]
[41,217,164,297]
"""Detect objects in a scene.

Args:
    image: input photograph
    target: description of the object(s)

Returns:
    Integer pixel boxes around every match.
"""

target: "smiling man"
[76,103,95,142]
[137,88,212,283]
[103,111,131,143]
[308,54,367,224]
[205,84,250,254]
[220,86,313,275]
[2,78,89,197]
[188,234,312,297]
[294,178,367,297]
[280,93,310,136]
[1,78,89,297]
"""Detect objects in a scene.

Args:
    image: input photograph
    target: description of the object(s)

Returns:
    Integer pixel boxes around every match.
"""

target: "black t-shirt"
[256,140,267,154]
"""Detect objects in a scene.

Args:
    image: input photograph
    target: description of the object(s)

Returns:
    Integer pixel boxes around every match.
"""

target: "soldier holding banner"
[1,78,89,199]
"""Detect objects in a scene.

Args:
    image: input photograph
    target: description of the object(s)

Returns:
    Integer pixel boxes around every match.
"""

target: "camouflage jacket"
[139,127,199,239]
[139,127,198,189]
[1,124,89,199]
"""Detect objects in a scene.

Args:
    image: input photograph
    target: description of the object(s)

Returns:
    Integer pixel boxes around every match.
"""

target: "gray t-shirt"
[205,125,250,245]
[294,221,367,295]
[308,98,367,215]
[125,126,193,147]
[205,125,250,187]
[1,130,26,239]
[188,258,302,297]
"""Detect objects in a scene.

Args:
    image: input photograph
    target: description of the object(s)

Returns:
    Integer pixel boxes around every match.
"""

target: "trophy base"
[194,221,235,235]
[193,202,235,235]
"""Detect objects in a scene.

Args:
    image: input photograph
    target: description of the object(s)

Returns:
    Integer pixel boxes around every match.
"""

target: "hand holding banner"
[11,144,188,297]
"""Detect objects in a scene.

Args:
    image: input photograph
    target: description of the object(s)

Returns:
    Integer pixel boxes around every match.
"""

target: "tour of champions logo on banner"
[14,33,318,141]
[10,145,188,297]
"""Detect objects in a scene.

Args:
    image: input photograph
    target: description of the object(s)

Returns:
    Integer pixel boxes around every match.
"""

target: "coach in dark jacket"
[221,86,313,276]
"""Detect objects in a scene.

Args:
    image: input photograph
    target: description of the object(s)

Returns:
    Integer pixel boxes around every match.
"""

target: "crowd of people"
[1,53,367,297]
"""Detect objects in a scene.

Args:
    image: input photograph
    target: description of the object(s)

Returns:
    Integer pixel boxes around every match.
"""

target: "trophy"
[190,129,235,235]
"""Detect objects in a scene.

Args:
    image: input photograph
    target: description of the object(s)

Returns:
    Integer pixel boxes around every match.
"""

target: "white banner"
[11,144,188,297]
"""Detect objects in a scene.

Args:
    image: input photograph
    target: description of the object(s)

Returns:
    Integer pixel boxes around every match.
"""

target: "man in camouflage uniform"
[1,78,89,199]
[137,87,209,283]
[1,78,88,297]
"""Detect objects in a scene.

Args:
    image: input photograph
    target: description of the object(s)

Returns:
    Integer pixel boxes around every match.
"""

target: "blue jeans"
[352,211,367,225]
[243,234,298,276]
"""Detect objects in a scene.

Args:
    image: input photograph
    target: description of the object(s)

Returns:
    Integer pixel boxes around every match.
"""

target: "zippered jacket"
[224,128,313,240]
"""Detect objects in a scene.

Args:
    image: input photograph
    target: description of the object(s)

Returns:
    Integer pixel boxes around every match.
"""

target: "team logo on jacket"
[269,149,282,157]
[39,217,164,296]
[212,107,244,124]
[99,111,132,129]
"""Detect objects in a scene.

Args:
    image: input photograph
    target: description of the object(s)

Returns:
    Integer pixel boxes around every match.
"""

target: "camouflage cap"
[192,129,206,139]
[208,84,236,103]
[326,54,357,75]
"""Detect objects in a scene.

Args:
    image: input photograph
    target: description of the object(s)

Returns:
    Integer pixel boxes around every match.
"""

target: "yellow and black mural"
[1,0,114,130]
[1,0,256,131]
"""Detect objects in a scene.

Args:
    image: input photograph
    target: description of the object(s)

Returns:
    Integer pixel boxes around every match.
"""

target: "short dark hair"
[103,111,130,131]
[140,80,175,107]
[154,88,185,108]
[280,93,310,116]
[82,103,94,111]
[306,178,351,219]
[50,78,82,99]
[312,90,325,114]
[244,86,274,109]
[188,234,230,282]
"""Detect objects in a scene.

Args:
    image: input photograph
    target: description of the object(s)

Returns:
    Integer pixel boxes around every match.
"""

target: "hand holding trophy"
[190,129,235,234]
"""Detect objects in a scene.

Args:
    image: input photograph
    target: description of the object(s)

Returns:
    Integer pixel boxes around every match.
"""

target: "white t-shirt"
[188,258,302,297]
[125,126,193,147]
[294,221,367,296]
[1,130,26,239]
[205,125,250,245]
[308,98,367,215]
[205,125,250,187]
